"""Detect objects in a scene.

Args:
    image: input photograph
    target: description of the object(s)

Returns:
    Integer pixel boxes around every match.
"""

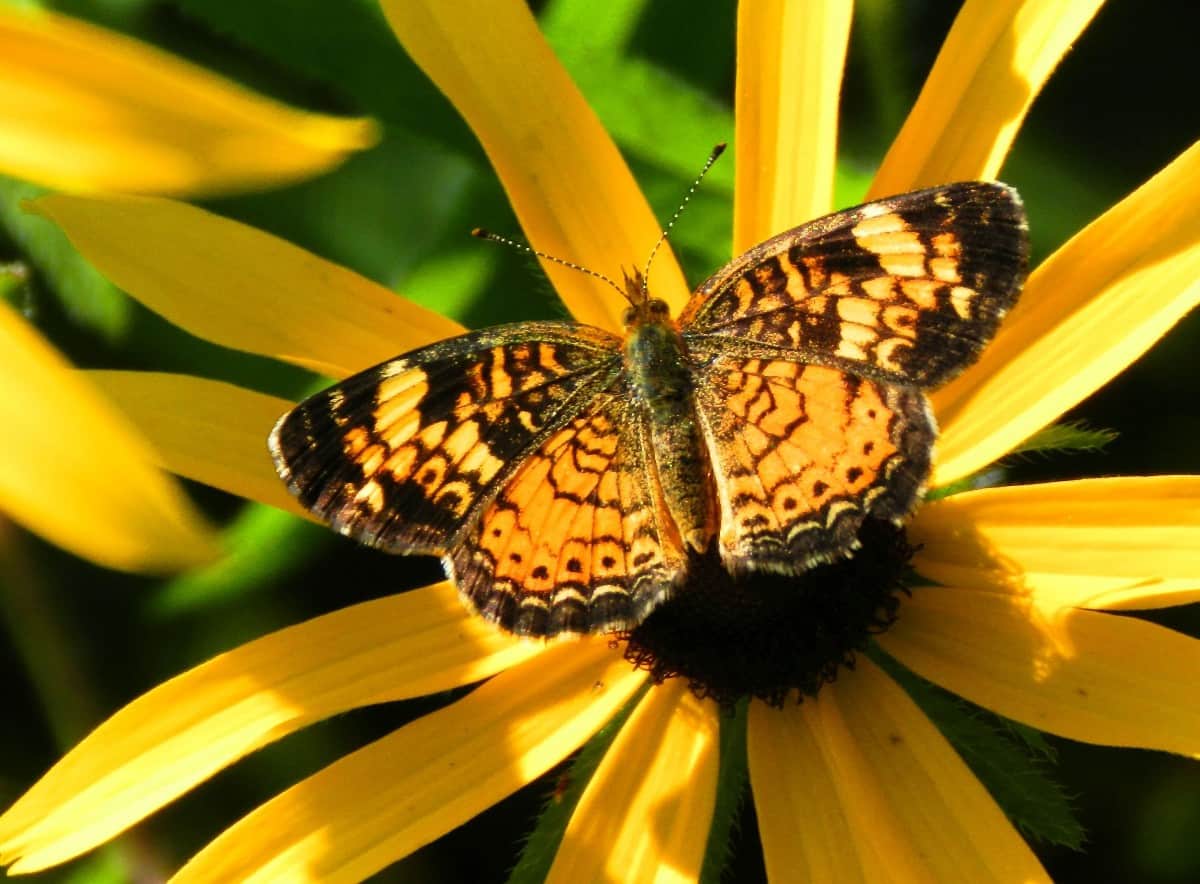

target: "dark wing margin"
[449,382,686,637]
[269,321,622,555]
[681,181,1029,389]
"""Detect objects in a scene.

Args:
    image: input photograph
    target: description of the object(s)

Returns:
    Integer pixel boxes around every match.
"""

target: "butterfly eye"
[647,299,671,321]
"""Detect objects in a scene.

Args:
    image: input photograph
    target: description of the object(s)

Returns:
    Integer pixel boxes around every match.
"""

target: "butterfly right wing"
[691,355,933,576]
[269,321,623,556]
[681,182,1028,389]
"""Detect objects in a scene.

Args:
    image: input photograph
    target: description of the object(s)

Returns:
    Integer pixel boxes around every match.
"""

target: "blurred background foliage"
[0,0,1197,881]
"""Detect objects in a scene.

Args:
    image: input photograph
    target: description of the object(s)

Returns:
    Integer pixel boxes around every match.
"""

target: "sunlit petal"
[869,0,1104,196]
[88,371,306,518]
[0,583,541,874]
[170,640,643,883]
[548,682,719,883]
[30,194,461,379]
[0,7,375,196]
[378,0,689,329]
[912,476,1200,610]
[734,1,853,250]
[749,659,1048,882]
[932,142,1200,482]
[0,303,216,572]
[748,699,873,882]
[879,586,1200,755]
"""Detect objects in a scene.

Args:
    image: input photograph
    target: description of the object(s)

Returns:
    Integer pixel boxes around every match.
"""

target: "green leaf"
[874,648,1086,850]
[925,469,999,502]
[1003,720,1058,761]
[206,130,483,312]
[700,702,749,884]
[544,0,730,171]
[1008,421,1118,458]
[541,0,646,56]
[853,0,915,139]
[0,261,30,308]
[165,0,479,156]
[506,684,650,884]
[63,845,141,884]
[149,504,332,616]
[0,176,131,340]
[925,422,1116,503]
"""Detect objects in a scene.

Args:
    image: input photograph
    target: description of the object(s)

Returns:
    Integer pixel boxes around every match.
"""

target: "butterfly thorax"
[622,296,715,554]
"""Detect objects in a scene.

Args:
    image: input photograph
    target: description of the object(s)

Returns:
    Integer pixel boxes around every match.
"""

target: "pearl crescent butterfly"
[270,182,1028,637]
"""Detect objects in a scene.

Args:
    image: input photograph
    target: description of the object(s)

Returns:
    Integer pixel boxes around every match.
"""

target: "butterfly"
[270,182,1028,638]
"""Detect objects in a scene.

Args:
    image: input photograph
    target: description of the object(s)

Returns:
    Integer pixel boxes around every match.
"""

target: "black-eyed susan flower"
[2,1,1198,881]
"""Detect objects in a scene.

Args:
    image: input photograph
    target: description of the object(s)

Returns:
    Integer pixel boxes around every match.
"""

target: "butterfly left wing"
[450,381,687,637]
[680,181,1028,389]
[269,321,622,555]
[692,356,933,574]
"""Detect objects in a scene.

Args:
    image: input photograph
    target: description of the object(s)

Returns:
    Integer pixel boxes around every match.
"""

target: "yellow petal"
[29,194,462,379]
[749,698,872,883]
[0,582,541,874]
[749,659,1048,883]
[879,586,1200,755]
[869,0,1104,197]
[171,639,644,883]
[0,302,216,572]
[0,7,375,196]
[734,0,853,251]
[912,476,1200,610]
[379,0,689,329]
[88,371,306,518]
[548,682,719,883]
[933,141,1200,483]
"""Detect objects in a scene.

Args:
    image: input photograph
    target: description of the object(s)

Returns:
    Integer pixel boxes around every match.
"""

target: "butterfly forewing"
[680,181,1029,389]
[269,321,622,555]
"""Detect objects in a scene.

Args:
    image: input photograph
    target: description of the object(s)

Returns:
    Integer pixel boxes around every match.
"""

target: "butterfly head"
[620,268,671,329]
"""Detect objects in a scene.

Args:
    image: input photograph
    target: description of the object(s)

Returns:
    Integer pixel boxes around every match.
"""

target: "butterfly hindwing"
[450,382,685,636]
[692,356,933,575]
[680,181,1028,389]
[269,321,622,555]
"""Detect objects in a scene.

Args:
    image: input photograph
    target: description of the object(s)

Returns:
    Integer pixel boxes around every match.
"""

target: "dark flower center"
[620,519,914,709]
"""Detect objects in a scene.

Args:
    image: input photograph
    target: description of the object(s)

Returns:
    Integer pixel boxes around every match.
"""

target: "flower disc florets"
[622,519,915,708]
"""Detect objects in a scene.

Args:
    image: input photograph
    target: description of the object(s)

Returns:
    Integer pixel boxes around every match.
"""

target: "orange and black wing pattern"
[269,321,622,557]
[680,181,1028,389]
[450,383,686,636]
[682,182,1026,575]
[270,181,1030,635]
[693,357,932,575]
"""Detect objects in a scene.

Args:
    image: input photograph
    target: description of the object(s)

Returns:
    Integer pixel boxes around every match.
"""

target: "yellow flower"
[0,6,376,570]
[3,0,1199,880]
[0,5,374,571]
[0,6,375,196]
[0,295,216,572]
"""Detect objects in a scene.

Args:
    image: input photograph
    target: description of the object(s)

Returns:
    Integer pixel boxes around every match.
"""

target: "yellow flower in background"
[1,1,1199,882]
[0,5,375,571]
[0,6,375,196]
[0,298,216,572]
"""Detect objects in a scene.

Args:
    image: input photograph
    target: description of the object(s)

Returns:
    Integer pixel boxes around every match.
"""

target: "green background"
[1,0,1197,881]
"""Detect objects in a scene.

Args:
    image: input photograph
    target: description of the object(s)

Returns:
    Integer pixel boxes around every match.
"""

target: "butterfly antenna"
[471,228,627,300]
[640,142,727,298]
